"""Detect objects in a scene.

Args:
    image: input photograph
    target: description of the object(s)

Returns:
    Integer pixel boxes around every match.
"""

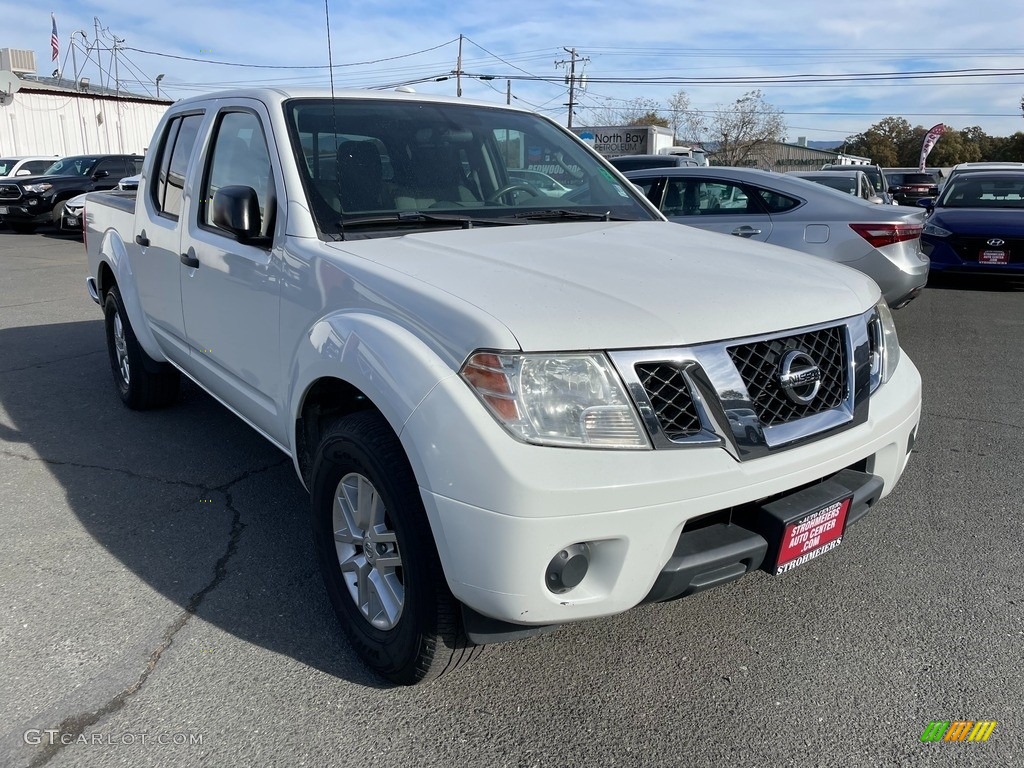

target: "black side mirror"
[93,170,109,179]
[212,185,267,244]
[917,198,934,210]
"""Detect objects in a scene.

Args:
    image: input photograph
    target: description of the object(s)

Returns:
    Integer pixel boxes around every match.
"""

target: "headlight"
[868,300,901,391]
[22,182,53,194]
[922,221,951,238]
[460,351,650,449]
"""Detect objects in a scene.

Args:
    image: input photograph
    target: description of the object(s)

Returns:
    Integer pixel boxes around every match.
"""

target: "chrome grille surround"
[609,310,874,461]
[0,184,23,201]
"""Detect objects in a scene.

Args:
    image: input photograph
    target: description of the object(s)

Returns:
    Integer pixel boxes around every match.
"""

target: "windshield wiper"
[338,211,524,230]
[511,209,615,222]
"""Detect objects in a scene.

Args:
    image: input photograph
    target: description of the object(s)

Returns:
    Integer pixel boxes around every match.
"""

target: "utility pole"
[455,34,463,97]
[555,47,588,128]
[506,79,511,105]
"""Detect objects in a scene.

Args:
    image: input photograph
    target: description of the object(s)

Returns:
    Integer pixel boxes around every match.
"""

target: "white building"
[1,48,170,158]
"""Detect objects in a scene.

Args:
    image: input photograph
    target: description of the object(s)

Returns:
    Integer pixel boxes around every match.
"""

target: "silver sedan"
[624,166,929,308]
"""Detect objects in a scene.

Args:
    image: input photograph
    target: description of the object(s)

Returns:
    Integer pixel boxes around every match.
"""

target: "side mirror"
[93,170,109,179]
[917,198,934,210]
[15,169,32,176]
[212,185,266,244]
[887,186,897,194]
[868,195,884,205]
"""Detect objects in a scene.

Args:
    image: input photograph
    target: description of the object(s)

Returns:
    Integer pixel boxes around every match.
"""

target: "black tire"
[103,285,180,409]
[9,222,35,234]
[311,410,481,685]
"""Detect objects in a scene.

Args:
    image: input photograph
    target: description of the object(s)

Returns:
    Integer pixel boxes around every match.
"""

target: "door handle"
[180,252,200,269]
[135,234,149,247]
[731,225,762,237]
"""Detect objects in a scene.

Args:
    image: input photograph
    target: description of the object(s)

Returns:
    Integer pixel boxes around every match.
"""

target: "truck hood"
[324,221,879,351]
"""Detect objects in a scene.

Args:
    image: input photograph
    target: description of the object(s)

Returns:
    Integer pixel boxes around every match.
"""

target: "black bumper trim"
[642,467,884,604]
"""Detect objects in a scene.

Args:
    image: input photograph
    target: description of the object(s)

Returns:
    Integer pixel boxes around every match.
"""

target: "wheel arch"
[289,312,462,489]
[94,229,167,363]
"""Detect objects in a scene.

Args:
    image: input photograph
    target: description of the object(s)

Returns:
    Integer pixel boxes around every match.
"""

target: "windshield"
[936,176,1024,209]
[42,157,98,177]
[284,98,655,237]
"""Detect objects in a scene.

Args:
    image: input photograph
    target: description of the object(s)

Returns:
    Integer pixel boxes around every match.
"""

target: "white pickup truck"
[84,88,921,685]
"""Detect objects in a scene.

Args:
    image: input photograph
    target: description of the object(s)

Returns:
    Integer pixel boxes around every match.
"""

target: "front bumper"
[404,353,922,626]
[925,238,1024,274]
[0,199,53,224]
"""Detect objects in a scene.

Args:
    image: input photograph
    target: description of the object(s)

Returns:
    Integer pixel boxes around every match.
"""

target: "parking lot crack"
[0,448,209,490]
[23,457,290,767]
[0,348,105,374]
[927,410,1023,432]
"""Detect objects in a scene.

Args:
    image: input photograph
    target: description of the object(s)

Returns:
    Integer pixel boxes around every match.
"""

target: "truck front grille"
[635,363,701,439]
[727,326,847,427]
[0,184,22,201]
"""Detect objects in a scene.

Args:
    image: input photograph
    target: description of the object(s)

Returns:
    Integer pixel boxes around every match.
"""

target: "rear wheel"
[103,285,180,409]
[311,410,481,685]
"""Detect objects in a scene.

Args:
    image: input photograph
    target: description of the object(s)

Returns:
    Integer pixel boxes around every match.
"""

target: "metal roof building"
[1,49,171,158]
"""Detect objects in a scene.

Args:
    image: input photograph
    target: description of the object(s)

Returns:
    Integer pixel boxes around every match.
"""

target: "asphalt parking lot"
[1,230,1022,767]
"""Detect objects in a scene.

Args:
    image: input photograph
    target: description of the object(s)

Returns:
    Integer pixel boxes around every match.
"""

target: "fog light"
[545,543,590,594]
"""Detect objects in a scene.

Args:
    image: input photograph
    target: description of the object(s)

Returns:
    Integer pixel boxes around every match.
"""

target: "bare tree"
[682,90,786,166]
[667,90,691,144]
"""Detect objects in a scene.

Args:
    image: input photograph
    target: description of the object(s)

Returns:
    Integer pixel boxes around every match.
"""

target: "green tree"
[843,117,914,167]
[628,111,670,128]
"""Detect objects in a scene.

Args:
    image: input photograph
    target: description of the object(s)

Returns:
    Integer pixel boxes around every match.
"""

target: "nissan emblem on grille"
[778,350,822,405]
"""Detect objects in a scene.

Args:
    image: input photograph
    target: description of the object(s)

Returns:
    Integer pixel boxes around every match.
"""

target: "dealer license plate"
[979,249,1008,265]
[0,206,8,215]
[774,496,851,575]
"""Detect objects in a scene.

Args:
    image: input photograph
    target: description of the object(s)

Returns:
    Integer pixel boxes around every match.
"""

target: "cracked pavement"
[1,233,1022,767]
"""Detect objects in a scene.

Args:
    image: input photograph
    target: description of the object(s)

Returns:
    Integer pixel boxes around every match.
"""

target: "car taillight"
[849,222,922,248]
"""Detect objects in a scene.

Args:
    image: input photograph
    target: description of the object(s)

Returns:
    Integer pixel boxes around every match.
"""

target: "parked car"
[787,170,884,204]
[58,192,89,235]
[624,166,928,308]
[0,156,58,178]
[507,169,571,197]
[607,154,700,172]
[0,154,143,233]
[116,174,141,191]
[884,170,940,206]
[919,170,1024,276]
[819,164,894,204]
[937,162,1024,192]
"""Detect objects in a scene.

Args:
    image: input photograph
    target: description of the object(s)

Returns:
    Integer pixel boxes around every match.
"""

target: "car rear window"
[901,174,936,185]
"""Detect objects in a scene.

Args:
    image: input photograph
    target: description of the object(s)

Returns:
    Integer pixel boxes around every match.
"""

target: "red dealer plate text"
[775,497,851,575]
[979,249,1008,265]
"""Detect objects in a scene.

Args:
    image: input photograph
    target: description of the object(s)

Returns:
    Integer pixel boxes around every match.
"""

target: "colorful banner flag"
[918,123,946,171]
[51,14,59,61]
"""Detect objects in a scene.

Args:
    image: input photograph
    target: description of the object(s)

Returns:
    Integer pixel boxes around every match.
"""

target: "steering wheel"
[486,183,545,204]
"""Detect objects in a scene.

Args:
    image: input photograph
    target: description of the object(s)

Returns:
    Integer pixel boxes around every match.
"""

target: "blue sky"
[3,0,1023,142]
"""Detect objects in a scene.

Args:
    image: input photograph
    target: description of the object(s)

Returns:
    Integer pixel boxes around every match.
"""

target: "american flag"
[51,14,59,61]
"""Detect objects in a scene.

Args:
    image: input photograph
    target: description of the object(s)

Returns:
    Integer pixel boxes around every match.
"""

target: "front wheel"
[103,286,180,409]
[311,410,481,685]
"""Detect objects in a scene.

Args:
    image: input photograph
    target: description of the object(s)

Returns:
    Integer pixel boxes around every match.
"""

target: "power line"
[121,39,459,69]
